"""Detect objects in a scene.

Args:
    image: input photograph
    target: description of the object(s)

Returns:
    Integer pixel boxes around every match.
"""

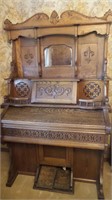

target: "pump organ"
[1,10,112,199]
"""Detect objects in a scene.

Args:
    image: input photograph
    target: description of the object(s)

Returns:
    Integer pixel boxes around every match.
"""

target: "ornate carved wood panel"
[78,80,104,101]
[9,79,31,104]
[16,37,39,78]
[4,10,112,33]
[77,33,104,79]
[31,80,77,104]
[3,128,106,145]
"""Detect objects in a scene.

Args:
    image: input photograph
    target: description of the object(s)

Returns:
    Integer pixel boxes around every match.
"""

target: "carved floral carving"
[60,10,85,21]
[39,84,72,98]
[3,9,112,31]
[84,46,94,63]
[33,13,49,21]
[24,49,34,65]
[50,11,59,24]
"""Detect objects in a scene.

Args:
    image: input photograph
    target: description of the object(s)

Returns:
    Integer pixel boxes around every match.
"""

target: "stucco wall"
[0,0,112,105]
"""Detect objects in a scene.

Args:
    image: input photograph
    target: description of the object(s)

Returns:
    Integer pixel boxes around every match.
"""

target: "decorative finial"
[50,11,59,24]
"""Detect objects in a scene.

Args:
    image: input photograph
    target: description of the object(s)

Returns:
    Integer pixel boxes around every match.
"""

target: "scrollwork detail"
[39,84,72,98]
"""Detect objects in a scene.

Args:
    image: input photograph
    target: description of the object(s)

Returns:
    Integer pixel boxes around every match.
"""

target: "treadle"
[33,165,74,194]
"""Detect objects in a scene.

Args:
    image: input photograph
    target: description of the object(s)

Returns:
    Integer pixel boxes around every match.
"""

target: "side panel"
[15,37,39,78]
[73,148,102,180]
[77,33,104,79]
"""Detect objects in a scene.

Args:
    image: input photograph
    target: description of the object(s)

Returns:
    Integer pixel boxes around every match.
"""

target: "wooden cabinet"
[1,9,112,199]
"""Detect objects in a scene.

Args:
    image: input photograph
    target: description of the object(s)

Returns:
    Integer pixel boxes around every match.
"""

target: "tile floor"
[1,151,112,200]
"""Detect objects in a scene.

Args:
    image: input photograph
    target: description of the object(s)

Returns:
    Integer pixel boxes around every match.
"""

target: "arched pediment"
[4,9,112,31]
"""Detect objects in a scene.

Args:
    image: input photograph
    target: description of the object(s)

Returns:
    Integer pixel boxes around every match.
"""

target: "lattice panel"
[3,128,105,145]
[15,82,30,97]
[83,82,101,99]
[78,80,103,101]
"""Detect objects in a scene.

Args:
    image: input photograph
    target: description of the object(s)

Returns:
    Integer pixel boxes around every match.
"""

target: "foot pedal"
[33,165,74,194]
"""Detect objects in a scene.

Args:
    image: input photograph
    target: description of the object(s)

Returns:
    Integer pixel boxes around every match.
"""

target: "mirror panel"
[44,45,72,67]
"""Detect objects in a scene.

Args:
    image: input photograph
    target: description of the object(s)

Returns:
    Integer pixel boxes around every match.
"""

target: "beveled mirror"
[44,44,72,67]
